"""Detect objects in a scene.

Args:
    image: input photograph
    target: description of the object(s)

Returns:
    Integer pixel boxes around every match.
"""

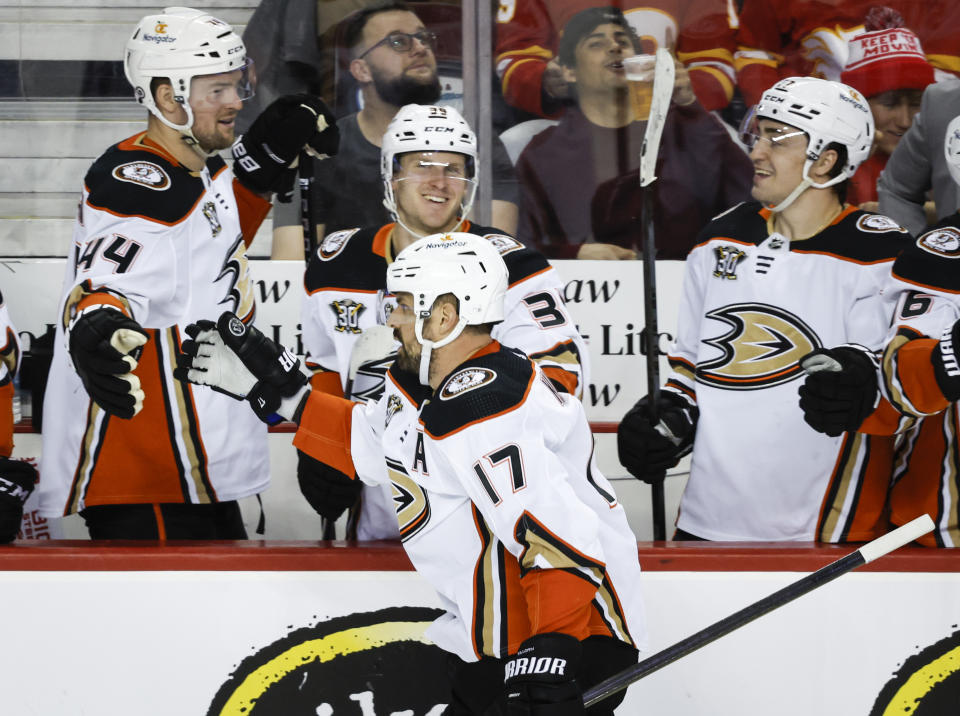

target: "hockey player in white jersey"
[176,231,643,713]
[298,103,588,540]
[618,77,912,542]
[799,115,960,547]
[38,7,338,538]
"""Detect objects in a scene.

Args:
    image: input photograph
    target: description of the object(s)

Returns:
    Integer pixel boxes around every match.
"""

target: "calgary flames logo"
[697,303,821,390]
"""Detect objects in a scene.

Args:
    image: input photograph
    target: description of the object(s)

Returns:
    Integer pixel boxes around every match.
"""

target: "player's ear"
[153,81,188,124]
[350,58,372,84]
[812,148,839,181]
[153,81,177,111]
[561,64,576,85]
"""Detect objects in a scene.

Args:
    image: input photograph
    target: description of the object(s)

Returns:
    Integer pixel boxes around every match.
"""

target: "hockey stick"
[582,513,935,707]
[343,324,397,399]
[321,325,397,540]
[635,48,675,540]
[298,150,318,260]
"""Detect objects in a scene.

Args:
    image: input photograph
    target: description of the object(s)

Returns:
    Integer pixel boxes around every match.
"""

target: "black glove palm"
[297,449,361,521]
[0,457,37,543]
[232,94,338,199]
[798,346,879,437]
[617,391,698,483]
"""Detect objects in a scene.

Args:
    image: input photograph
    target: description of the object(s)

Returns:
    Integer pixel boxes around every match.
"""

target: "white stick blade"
[639,47,675,187]
[859,514,934,563]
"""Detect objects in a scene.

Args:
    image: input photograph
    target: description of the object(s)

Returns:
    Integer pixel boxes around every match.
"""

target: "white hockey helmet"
[945,115,960,186]
[124,7,251,135]
[387,232,507,384]
[747,77,874,209]
[381,104,479,229]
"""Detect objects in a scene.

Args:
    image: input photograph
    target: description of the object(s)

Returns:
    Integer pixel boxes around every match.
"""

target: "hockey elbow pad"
[67,304,148,419]
[296,449,361,521]
[799,346,880,437]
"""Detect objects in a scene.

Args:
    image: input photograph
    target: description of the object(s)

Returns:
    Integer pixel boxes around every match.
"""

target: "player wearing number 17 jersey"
[299,104,587,540]
[175,232,644,713]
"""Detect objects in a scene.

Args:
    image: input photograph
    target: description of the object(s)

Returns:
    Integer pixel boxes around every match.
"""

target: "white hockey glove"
[175,313,309,425]
[67,304,148,419]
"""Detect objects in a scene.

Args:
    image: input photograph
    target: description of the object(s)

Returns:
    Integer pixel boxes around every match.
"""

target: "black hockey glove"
[297,449,361,521]
[501,633,583,715]
[231,94,339,198]
[617,391,698,484]
[0,457,38,543]
[67,305,148,419]
[931,319,960,402]
[798,346,879,437]
[175,312,308,425]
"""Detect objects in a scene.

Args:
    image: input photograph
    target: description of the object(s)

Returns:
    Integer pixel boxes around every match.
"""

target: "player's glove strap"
[232,94,339,196]
[798,345,880,437]
[932,320,960,402]
[0,457,37,543]
[617,390,698,484]
[67,304,148,419]
[503,633,584,715]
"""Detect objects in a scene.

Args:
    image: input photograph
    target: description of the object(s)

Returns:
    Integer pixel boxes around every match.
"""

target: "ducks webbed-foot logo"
[207,606,450,715]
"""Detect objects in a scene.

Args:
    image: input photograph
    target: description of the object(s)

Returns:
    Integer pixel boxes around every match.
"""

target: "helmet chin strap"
[151,103,220,160]
[766,158,844,213]
[414,314,468,386]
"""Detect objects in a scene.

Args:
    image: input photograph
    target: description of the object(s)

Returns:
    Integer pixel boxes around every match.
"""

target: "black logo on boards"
[869,628,960,715]
[207,606,449,715]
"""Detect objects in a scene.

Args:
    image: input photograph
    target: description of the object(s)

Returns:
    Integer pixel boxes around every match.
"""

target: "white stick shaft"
[859,514,934,563]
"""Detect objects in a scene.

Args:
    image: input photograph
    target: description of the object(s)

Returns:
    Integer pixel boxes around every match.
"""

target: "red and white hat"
[840,24,935,98]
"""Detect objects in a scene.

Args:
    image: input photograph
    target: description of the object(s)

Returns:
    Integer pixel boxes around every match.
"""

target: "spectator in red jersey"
[495,0,737,118]
[839,12,935,209]
[735,0,960,108]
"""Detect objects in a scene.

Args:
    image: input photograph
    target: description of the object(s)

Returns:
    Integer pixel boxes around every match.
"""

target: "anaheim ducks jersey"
[313,343,645,662]
[0,292,21,457]
[670,202,909,542]
[39,133,271,517]
[301,221,588,539]
[876,215,960,547]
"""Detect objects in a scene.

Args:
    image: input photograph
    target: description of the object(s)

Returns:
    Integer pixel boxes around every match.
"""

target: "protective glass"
[738,106,806,150]
[359,30,438,59]
[191,59,256,106]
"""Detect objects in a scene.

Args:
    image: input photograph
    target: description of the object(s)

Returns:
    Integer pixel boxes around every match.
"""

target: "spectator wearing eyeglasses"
[269,1,521,259]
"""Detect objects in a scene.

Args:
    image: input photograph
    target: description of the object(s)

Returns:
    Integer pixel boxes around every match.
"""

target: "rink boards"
[0,542,955,715]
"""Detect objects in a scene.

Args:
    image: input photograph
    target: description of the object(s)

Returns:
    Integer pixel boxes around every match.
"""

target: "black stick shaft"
[582,551,864,707]
[640,185,666,540]
[299,152,317,259]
